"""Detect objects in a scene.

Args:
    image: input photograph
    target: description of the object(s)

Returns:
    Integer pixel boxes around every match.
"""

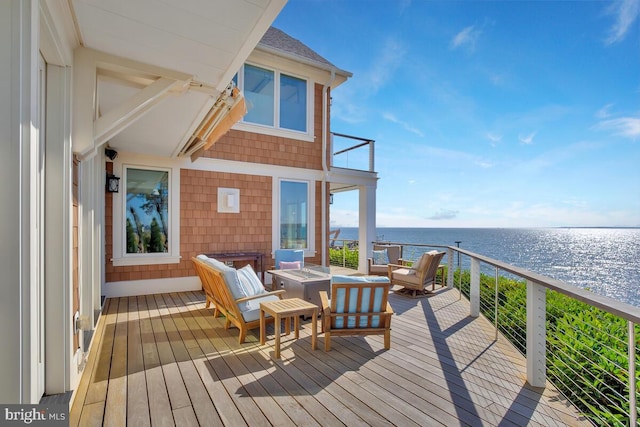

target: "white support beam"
[94,76,176,147]
[470,258,480,317]
[526,280,547,387]
[72,46,98,158]
[72,47,194,158]
[358,184,376,274]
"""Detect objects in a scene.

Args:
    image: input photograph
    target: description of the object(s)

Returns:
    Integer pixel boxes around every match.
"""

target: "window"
[244,65,274,126]
[125,168,169,254]
[279,74,307,132]
[239,64,309,135]
[112,163,181,266]
[280,180,308,249]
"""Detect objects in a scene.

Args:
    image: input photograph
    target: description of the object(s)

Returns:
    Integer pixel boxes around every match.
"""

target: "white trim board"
[104,276,201,298]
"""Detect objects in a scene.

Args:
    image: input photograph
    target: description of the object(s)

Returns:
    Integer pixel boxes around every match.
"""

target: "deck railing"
[370,241,640,426]
[330,132,375,172]
[328,239,359,269]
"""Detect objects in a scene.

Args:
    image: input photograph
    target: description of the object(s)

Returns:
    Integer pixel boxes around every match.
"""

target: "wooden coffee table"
[259,298,318,359]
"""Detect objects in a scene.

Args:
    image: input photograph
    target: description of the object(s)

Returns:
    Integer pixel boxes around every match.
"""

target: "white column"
[469,258,480,317]
[358,184,376,274]
[44,64,73,394]
[0,0,39,404]
[526,280,547,387]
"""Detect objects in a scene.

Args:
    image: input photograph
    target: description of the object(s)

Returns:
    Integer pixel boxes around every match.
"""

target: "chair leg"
[384,329,391,350]
[324,332,331,351]
[238,327,247,344]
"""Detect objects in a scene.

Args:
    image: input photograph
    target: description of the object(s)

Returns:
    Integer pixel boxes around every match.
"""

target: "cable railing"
[328,239,359,269]
[331,132,375,172]
[367,241,640,426]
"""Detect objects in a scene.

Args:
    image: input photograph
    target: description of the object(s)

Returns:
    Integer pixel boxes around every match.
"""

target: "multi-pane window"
[125,168,169,254]
[240,64,308,133]
[280,180,308,249]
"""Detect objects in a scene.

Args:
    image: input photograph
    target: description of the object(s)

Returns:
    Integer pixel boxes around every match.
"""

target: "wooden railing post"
[526,280,546,387]
[470,258,480,317]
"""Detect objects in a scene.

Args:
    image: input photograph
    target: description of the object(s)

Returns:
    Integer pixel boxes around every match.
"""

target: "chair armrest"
[385,302,394,315]
[235,289,285,304]
[387,263,408,274]
[319,291,330,311]
[319,291,330,331]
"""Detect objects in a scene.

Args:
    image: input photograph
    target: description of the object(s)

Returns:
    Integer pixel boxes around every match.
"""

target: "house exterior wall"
[104,83,329,286]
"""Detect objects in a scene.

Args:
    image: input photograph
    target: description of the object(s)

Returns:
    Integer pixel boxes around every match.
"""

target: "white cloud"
[367,37,407,92]
[605,0,640,45]
[595,103,614,119]
[382,112,424,137]
[486,132,502,147]
[596,116,640,139]
[428,209,459,220]
[518,131,537,145]
[450,25,482,51]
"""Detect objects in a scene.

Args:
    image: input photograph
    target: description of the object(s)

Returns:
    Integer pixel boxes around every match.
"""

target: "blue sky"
[273,0,640,228]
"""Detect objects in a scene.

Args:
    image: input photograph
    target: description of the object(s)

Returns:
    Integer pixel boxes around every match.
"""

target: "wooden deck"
[69,287,590,426]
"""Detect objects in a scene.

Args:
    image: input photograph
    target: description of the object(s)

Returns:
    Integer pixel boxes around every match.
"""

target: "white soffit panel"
[98,79,212,157]
[71,0,284,87]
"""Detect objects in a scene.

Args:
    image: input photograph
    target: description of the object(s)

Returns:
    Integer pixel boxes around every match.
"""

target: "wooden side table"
[259,298,318,359]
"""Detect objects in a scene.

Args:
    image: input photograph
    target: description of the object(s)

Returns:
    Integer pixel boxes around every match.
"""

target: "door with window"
[280,180,309,250]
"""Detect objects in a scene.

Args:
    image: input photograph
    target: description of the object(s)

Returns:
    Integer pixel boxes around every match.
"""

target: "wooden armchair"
[319,276,394,351]
[192,256,285,344]
[388,251,446,298]
[367,244,402,276]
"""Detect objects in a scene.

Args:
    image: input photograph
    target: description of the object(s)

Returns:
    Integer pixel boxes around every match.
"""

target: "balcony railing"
[360,241,640,426]
[330,132,375,172]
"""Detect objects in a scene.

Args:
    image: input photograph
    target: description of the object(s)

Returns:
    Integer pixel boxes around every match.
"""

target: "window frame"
[272,177,315,255]
[235,63,314,142]
[111,161,181,267]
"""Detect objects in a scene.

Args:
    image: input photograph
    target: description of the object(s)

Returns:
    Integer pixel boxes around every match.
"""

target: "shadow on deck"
[69,285,589,426]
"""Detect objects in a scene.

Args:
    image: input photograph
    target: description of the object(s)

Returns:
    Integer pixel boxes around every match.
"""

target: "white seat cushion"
[242,294,282,322]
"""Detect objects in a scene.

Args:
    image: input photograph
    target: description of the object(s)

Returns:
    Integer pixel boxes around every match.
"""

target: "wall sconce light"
[329,193,334,205]
[105,148,118,161]
[106,173,120,193]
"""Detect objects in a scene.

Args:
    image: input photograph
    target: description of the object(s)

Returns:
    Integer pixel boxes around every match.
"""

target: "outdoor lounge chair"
[192,255,285,344]
[367,244,402,276]
[388,250,446,298]
[319,275,394,351]
[274,249,305,270]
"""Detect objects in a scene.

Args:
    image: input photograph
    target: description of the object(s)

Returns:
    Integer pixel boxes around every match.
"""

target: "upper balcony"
[331,132,376,173]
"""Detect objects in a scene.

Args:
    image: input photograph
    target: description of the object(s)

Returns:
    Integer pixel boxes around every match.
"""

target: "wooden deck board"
[70,288,590,427]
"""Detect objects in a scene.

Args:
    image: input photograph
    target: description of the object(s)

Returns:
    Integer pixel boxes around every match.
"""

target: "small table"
[259,298,318,359]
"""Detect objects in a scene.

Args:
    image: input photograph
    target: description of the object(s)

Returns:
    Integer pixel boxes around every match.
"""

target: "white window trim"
[272,177,315,256]
[236,63,314,142]
[111,160,181,266]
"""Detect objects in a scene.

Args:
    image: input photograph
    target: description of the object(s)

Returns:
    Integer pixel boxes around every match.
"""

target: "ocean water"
[334,227,640,307]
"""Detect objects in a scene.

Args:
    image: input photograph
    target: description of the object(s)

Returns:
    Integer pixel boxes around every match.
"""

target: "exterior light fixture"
[106,173,120,193]
[105,148,118,160]
[329,193,334,204]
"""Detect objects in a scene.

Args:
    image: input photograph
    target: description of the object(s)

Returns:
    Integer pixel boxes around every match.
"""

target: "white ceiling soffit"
[71,0,287,158]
